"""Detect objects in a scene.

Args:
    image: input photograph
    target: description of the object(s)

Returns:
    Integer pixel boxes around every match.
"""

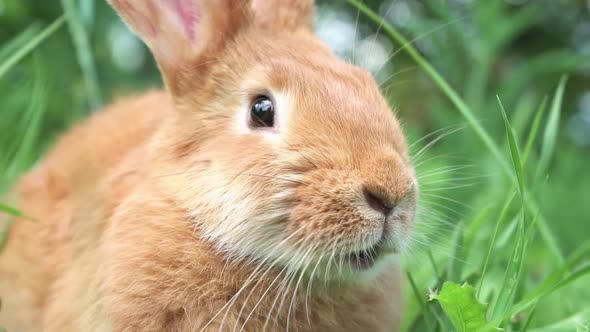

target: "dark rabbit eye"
[250,96,275,128]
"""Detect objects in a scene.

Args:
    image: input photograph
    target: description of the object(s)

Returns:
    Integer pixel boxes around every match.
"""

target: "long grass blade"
[1,54,48,192]
[0,16,65,80]
[463,205,491,257]
[0,217,15,253]
[406,271,434,331]
[537,76,568,178]
[490,96,529,323]
[61,0,102,109]
[497,96,525,198]
[0,204,29,220]
[446,220,464,282]
[503,239,590,321]
[477,191,516,299]
[522,96,548,166]
[0,24,41,62]
[521,303,538,332]
[527,306,590,332]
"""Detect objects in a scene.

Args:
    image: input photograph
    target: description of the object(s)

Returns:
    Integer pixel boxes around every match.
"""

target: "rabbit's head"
[108,0,418,281]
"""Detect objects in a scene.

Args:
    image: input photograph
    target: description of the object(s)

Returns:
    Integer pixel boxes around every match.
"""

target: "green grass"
[1,0,590,331]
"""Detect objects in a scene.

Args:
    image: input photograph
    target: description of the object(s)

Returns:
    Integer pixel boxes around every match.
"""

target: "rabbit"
[0,0,418,331]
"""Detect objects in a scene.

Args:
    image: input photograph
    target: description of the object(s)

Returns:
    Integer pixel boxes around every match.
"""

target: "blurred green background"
[1,0,589,331]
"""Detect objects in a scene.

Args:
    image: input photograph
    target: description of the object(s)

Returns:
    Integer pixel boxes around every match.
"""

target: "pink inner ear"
[114,0,159,39]
[166,0,201,41]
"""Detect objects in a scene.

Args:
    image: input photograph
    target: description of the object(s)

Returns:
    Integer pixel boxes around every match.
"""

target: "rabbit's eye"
[250,96,275,128]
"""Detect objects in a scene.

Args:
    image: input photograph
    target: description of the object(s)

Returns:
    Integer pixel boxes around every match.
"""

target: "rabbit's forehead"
[237,57,386,115]
[227,41,406,151]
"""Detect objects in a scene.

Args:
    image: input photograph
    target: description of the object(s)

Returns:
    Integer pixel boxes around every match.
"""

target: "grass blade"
[61,0,102,110]
[0,204,28,219]
[0,217,15,253]
[489,214,527,322]
[0,24,41,62]
[406,271,435,331]
[446,221,464,282]
[497,96,525,198]
[2,54,48,189]
[527,306,590,332]
[522,96,548,166]
[503,239,590,320]
[463,205,491,256]
[0,16,65,80]
[537,76,568,178]
[477,191,516,299]
[546,263,590,295]
[521,303,538,332]
[490,96,529,322]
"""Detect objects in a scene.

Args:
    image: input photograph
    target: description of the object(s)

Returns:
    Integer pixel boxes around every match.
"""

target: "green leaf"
[429,282,500,332]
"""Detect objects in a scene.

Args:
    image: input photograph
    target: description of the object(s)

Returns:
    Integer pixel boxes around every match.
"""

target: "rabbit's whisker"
[374,15,468,77]
[411,126,466,164]
[231,231,312,331]
[378,66,418,89]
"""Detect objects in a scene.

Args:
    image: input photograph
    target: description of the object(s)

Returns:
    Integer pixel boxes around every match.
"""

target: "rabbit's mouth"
[346,248,380,270]
[345,239,397,271]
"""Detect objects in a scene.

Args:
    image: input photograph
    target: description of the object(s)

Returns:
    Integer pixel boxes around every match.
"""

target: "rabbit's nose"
[363,187,395,216]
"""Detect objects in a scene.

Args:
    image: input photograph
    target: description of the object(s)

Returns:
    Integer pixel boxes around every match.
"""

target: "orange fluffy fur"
[0,0,417,331]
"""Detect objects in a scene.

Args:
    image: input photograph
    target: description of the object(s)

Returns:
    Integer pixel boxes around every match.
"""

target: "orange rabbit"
[0,0,418,331]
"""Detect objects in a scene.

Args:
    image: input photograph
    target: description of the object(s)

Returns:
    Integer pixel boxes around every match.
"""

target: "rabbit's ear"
[108,0,250,90]
[251,0,315,32]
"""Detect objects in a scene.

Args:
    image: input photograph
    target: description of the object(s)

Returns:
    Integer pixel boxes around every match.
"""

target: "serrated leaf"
[430,282,500,332]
